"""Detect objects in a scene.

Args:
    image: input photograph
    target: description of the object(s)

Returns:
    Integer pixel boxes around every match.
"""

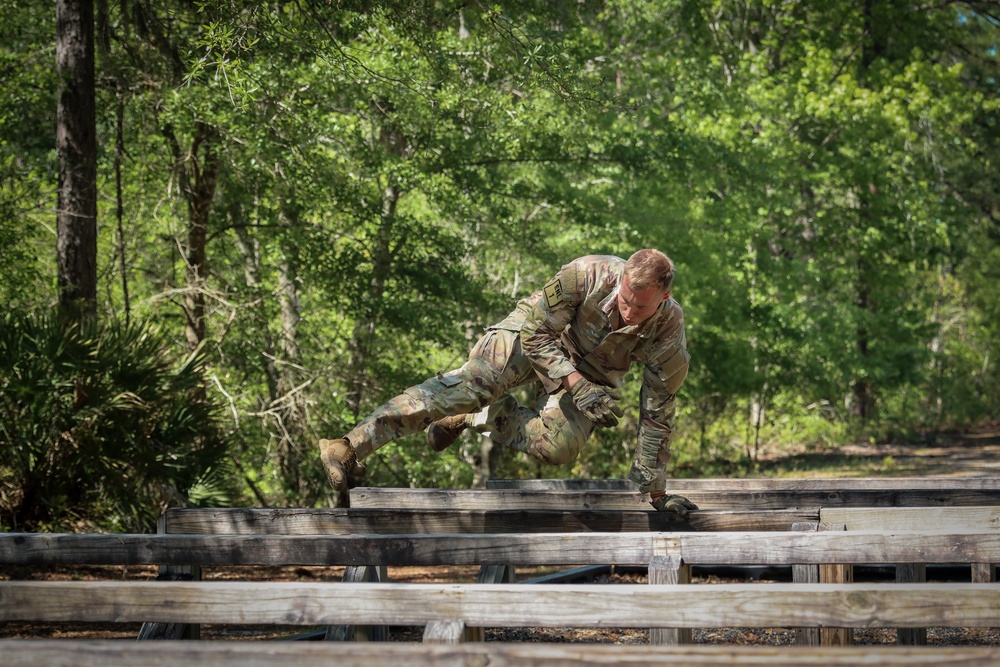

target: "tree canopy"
[1,0,998,528]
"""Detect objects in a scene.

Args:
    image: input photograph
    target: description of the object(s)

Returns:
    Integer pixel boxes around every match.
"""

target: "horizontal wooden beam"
[2,581,997,627]
[489,477,1000,492]
[349,487,1000,511]
[821,507,1000,531]
[4,531,1000,567]
[4,640,1000,667]
[161,507,817,534]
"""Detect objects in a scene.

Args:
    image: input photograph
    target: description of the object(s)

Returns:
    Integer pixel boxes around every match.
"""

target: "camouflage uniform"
[344,254,689,493]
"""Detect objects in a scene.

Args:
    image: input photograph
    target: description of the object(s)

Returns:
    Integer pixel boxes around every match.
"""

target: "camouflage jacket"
[491,255,689,460]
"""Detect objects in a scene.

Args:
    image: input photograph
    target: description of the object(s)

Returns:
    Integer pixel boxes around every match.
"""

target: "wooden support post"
[477,564,515,584]
[422,619,481,643]
[137,513,200,640]
[791,522,820,646]
[971,562,996,584]
[818,523,853,647]
[896,564,927,645]
[325,566,389,641]
[463,564,514,641]
[648,553,691,645]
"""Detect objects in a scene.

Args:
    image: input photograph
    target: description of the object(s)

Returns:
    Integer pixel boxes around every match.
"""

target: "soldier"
[319,249,697,514]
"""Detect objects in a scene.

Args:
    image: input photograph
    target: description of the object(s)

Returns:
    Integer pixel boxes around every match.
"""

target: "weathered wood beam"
[4,531,1000,567]
[821,507,1000,531]
[350,487,1000,511]
[2,581,998,627]
[489,477,1000,491]
[4,640,1000,667]
[161,507,817,534]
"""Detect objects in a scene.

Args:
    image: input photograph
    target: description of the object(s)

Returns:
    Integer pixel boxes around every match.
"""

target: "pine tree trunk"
[56,0,98,313]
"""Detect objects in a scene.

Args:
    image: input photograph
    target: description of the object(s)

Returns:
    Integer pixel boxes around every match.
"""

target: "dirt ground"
[3,427,1000,645]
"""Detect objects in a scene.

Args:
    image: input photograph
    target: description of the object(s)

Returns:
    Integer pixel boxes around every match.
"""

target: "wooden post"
[137,513,200,640]
[648,553,691,645]
[971,562,996,584]
[325,566,389,641]
[422,620,472,643]
[896,564,927,645]
[818,523,853,647]
[791,522,820,646]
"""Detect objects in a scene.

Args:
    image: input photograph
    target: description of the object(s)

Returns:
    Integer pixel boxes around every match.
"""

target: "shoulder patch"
[543,277,564,308]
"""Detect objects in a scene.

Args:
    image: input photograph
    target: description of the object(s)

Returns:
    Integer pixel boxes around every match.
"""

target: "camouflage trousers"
[346,329,594,465]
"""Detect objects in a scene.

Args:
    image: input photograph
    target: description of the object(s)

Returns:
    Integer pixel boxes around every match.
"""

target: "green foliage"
[0,310,230,531]
[1,0,998,514]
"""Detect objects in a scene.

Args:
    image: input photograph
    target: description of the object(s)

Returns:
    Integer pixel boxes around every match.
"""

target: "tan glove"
[649,491,698,516]
[569,378,624,427]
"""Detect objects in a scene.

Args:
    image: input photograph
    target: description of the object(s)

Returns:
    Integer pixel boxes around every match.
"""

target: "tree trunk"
[231,204,281,404]
[345,184,399,417]
[56,0,98,314]
[275,200,310,502]
[163,121,220,352]
[345,117,407,417]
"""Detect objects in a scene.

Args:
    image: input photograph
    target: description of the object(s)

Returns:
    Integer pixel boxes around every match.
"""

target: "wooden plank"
[137,513,199,641]
[791,522,819,646]
[161,507,818,534]
[676,531,1000,564]
[488,478,637,490]
[896,564,927,646]
[350,487,1000,511]
[422,619,467,643]
[324,565,387,642]
[648,554,692,645]
[971,562,997,583]
[821,507,1000,531]
[490,477,1000,492]
[2,581,999,628]
[6,531,1000,567]
[817,523,853,647]
[5,641,1000,667]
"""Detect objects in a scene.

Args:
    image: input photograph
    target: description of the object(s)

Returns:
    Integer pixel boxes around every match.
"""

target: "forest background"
[1,0,999,532]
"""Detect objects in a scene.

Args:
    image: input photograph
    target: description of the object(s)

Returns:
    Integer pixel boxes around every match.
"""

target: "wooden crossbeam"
[160,507,818,534]
[3,531,1000,567]
[350,487,1000,511]
[1,581,998,627]
[821,507,1000,531]
[4,640,1000,667]
[489,477,1000,492]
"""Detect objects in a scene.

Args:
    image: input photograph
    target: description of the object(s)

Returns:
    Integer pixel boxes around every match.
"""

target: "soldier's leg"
[472,389,594,466]
[344,329,531,461]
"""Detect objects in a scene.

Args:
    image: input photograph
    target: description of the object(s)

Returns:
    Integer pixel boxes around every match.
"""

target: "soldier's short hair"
[624,249,674,292]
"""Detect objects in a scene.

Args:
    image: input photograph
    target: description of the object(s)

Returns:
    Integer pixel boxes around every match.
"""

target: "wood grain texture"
[5,641,1000,667]
[350,487,1000,511]
[821,507,1000,531]
[2,581,998,628]
[489,478,1000,491]
[161,507,818,534]
[4,531,999,567]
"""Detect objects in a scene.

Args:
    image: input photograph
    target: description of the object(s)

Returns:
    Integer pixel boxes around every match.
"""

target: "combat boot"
[318,438,357,491]
[427,413,470,452]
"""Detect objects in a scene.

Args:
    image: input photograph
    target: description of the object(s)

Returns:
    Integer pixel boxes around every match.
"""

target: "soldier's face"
[617,276,668,326]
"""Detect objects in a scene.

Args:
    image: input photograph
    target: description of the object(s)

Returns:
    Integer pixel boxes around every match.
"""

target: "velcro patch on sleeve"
[543,278,565,308]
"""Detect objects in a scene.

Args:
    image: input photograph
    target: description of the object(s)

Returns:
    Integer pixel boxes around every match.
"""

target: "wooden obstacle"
[3,530,1000,567]
[157,506,819,534]
[351,484,1000,511]
[5,640,1000,667]
[3,477,1000,662]
[2,580,998,628]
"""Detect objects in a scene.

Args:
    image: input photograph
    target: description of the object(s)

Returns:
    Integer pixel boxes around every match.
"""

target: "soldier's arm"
[628,327,689,494]
[519,262,585,394]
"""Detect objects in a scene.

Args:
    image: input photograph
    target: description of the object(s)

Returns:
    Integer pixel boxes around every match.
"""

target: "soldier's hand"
[649,492,698,516]
[569,378,624,427]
